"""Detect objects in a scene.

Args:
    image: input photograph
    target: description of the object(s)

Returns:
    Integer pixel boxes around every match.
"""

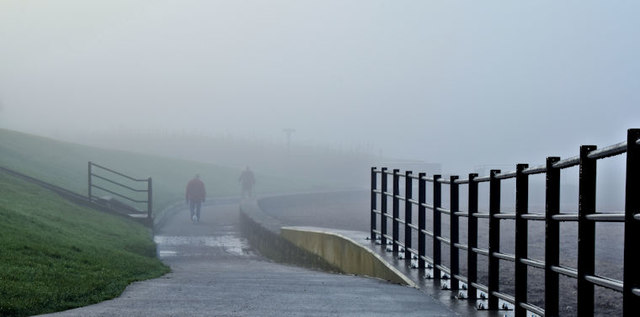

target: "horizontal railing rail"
[88,161,153,219]
[370,128,640,317]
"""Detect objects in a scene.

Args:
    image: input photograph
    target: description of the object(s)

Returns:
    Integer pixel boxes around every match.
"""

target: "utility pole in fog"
[283,128,295,152]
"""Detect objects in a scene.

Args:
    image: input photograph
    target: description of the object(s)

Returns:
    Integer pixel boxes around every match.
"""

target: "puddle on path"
[154,235,252,257]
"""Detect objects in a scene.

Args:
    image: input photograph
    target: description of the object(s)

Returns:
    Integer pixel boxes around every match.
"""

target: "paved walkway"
[41,202,458,316]
[328,230,505,317]
[260,192,507,317]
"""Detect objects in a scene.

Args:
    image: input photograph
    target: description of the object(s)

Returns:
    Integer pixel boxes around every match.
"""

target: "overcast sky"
[1,0,638,172]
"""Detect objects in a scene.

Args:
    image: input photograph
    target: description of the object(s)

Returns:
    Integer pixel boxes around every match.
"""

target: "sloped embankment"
[0,170,169,316]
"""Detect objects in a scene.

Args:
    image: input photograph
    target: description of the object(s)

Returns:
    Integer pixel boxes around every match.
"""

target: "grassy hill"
[0,129,316,216]
[0,128,330,316]
[0,170,169,316]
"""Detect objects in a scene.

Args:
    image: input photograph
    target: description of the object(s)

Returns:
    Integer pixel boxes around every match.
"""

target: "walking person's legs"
[189,200,195,219]
[195,202,201,222]
[190,200,199,223]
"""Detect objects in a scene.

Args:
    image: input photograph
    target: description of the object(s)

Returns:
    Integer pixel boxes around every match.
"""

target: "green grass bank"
[0,170,170,316]
[0,128,314,222]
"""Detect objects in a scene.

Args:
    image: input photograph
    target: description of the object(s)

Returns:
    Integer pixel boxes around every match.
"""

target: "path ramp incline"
[39,201,458,316]
[245,194,506,317]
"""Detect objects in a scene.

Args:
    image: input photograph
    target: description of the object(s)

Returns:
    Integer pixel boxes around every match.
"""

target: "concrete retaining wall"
[238,200,340,273]
[280,227,415,287]
[239,198,414,287]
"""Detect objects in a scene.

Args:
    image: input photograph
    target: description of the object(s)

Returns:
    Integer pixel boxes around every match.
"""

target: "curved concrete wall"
[280,227,416,287]
[239,200,340,272]
[240,198,415,287]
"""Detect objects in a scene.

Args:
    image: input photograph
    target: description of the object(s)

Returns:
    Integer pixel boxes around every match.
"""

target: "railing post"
[147,177,153,219]
[433,174,442,280]
[515,164,529,317]
[371,167,378,240]
[381,167,388,246]
[88,161,92,200]
[545,157,561,317]
[405,171,413,260]
[624,129,640,316]
[488,169,501,310]
[418,172,427,270]
[392,169,400,254]
[450,175,460,292]
[467,173,479,300]
[577,145,597,317]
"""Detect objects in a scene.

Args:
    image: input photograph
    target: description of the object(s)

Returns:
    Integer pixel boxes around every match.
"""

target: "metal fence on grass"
[88,161,153,219]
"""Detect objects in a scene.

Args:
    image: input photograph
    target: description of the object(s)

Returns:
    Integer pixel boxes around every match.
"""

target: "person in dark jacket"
[238,166,255,198]
[185,174,206,223]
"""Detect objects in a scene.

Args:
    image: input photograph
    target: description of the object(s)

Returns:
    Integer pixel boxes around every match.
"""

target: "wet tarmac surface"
[40,200,458,316]
[260,191,626,316]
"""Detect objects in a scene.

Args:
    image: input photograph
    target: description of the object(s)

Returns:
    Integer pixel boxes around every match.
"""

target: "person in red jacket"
[185,174,206,223]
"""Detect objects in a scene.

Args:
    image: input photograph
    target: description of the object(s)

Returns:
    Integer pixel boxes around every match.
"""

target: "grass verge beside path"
[0,170,170,316]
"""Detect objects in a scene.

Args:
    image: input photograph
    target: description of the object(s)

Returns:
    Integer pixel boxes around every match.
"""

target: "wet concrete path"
[41,202,458,316]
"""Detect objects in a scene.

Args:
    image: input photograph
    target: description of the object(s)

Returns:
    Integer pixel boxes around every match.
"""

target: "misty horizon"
[1,1,639,175]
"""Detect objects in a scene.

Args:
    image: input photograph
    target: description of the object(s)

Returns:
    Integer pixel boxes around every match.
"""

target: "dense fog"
[1,0,638,180]
[2,5,636,316]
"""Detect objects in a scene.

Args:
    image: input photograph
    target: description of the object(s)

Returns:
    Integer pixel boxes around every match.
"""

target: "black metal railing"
[370,128,640,317]
[88,162,153,219]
